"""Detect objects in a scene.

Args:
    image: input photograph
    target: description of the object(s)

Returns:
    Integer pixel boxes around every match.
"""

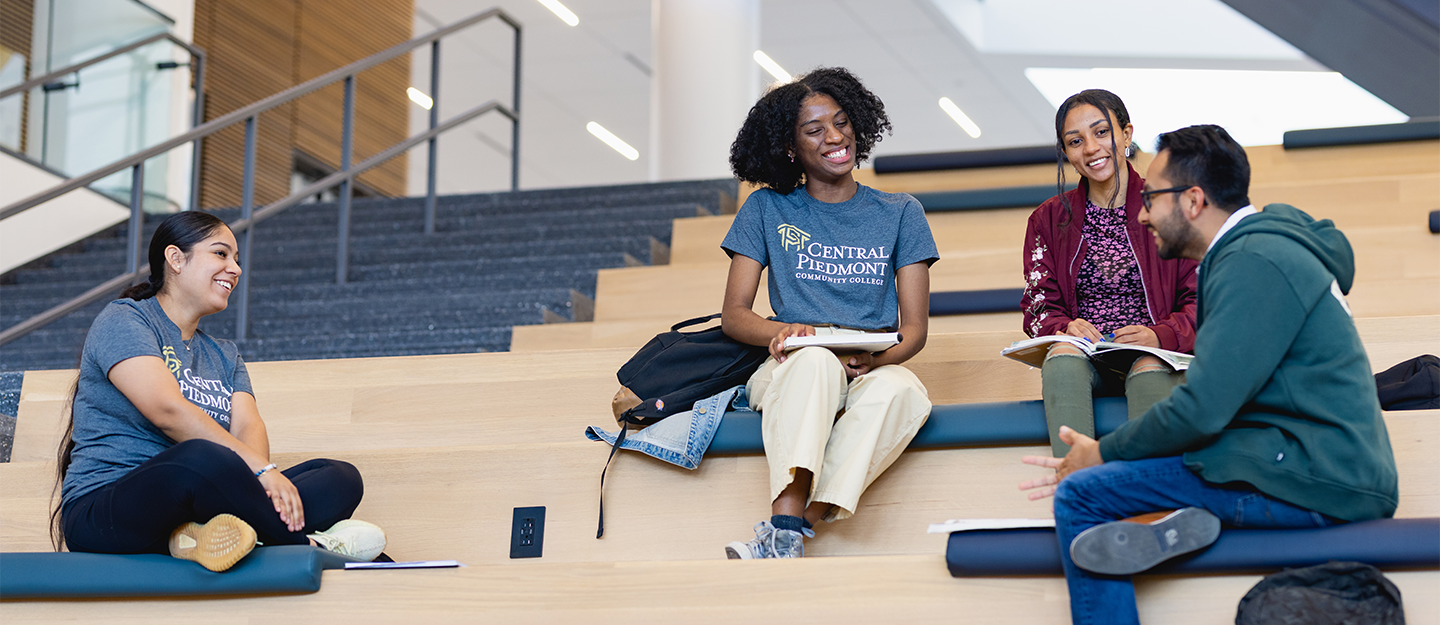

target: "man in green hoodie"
[1019,124,1398,625]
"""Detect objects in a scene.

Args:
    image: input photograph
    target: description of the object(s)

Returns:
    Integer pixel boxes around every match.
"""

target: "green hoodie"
[1098,204,1398,522]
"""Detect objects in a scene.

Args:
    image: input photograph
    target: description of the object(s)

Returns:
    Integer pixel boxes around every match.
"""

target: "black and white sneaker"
[1070,508,1221,576]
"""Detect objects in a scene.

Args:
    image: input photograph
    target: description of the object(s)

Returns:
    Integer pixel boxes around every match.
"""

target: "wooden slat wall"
[293,0,411,196]
[192,0,411,209]
[193,0,298,209]
[0,0,33,153]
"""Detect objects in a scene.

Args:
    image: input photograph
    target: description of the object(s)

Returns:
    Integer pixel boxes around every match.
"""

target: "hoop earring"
[1124,146,1132,158]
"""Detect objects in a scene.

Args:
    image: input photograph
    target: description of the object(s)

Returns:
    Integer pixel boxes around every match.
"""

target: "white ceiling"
[404,0,1373,197]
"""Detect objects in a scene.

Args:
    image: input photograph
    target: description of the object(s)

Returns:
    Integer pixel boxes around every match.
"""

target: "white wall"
[0,151,129,274]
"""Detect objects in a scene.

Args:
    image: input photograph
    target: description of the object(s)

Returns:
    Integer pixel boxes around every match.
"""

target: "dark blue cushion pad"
[709,397,1129,454]
[929,289,1023,315]
[0,545,355,599]
[945,518,1440,577]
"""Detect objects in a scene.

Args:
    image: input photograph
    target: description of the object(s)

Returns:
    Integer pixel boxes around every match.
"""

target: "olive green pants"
[1040,351,1184,457]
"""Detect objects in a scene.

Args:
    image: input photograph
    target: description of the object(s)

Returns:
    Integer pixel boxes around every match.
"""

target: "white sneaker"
[309,519,387,561]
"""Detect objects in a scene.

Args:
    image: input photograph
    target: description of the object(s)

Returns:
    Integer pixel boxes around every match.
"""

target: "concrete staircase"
[0,179,736,371]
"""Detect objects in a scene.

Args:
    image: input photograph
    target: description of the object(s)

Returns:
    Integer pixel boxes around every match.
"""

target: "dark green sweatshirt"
[1098,204,1398,522]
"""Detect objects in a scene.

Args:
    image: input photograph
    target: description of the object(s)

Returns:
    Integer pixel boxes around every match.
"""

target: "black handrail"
[0,8,522,347]
[0,31,207,212]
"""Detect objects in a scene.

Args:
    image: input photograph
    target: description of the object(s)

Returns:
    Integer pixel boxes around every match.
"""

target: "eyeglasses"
[1139,185,1193,209]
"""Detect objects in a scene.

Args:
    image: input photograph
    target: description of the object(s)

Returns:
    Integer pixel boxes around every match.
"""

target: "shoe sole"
[169,513,258,572]
[1070,508,1220,576]
[724,541,754,560]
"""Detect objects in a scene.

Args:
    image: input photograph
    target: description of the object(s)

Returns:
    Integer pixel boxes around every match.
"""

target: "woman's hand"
[770,323,815,362]
[1110,325,1160,347]
[1063,318,1104,343]
[259,470,306,532]
[839,351,874,379]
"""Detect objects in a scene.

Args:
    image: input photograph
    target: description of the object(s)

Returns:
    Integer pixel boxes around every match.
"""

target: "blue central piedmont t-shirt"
[721,183,939,331]
[62,296,253,509]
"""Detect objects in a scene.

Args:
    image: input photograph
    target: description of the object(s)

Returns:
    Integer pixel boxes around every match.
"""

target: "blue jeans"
[1053,456,1337,625]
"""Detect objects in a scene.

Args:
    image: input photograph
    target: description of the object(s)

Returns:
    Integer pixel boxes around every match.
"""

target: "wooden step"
[5,407,1435,562]
[0,554,1433,624]
[17,317,1437,462]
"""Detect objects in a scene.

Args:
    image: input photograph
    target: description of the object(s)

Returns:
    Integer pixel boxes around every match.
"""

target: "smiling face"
[165,226,241,316]
[791,93,856,186]
[1061,103,1134,186]
[1139,150,1199,260]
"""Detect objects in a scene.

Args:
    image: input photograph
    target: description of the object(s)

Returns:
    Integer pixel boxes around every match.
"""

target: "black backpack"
[613,313,770,426]
[1236,561,1404,624]
[1375,354,1440,410]
[596,313,768,537]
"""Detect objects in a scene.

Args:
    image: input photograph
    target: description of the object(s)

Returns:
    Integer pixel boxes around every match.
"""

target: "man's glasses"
[1139,185,1193,209]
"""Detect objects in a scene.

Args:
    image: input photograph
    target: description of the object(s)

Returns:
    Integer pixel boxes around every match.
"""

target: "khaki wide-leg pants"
[747,335,931,522]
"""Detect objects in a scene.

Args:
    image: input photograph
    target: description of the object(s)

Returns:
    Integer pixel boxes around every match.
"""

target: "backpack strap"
[595,422,630,539]
[671,313,722,333]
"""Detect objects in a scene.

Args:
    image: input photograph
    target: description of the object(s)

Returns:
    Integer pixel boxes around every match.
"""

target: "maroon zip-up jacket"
[1020,162,1198,353]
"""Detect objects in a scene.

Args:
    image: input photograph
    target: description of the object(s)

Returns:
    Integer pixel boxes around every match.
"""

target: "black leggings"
[62,439,363,554]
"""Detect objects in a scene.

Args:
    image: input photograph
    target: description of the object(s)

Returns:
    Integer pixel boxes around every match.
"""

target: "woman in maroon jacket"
[1021,89,1198,457]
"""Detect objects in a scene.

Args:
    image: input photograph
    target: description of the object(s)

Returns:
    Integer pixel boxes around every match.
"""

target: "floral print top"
[1074,200,1151,334]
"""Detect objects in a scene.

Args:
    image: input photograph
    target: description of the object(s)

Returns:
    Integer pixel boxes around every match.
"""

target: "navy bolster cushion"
[873,145,1056,174]
[929,289,1024,315]
[1283,120,1440,149]
[0,545,355,599]
[709,397,1129,454]
[912,186,1060,213]
[946,518,1440,577]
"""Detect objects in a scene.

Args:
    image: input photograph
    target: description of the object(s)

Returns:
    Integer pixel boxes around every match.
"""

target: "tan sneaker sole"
[169,513,258,572]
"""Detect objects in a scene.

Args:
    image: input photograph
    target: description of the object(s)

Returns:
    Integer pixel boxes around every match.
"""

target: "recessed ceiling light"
[587,122,638,161]
[407,87,433,110]
[537,0,579,26]
[939,97,981,138]
[753,51,791,83]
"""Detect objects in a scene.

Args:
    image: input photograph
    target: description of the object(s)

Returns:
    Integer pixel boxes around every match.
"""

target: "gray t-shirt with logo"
[721,183,939,331]
[62,297,253,508]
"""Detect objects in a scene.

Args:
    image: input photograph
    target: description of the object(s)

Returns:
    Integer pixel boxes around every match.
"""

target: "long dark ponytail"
[51,211,229,550]
[1053,89,1132,228]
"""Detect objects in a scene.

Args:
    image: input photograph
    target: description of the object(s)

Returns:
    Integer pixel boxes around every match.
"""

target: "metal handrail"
[0,31,207,211]
[0,8,522,347]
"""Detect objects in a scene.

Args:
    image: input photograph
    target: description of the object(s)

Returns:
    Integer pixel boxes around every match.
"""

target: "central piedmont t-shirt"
[721,183,938,331]
[62,296,253,509]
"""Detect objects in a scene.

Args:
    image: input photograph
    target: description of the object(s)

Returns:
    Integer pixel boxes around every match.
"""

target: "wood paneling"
[0,0,33,152]
[293,0,411,196]
[192,0,411,209]
[192,0,298,209]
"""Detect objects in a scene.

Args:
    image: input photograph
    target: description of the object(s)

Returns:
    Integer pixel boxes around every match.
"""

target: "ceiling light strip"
[753,51,791,83]
[537,0,579,26]
[587,122,639,160]
[939,98,981,138]
[407,87,433,110]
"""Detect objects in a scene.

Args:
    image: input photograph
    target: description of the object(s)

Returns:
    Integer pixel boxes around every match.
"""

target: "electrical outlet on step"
[510,506,545,559]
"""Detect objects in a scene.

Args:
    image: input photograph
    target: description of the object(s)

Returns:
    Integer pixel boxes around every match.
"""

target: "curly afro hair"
[729,67,892,194]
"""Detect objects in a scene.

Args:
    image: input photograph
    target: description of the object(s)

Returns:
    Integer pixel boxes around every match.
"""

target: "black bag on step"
[1375,354,1440,410]
[1235,561,1404,624]
[596,313,768,538]
[613,313,769,426]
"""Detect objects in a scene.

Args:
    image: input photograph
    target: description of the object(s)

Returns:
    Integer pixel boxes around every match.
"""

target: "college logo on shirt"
[162,345,182,375]
[777,224,810,252]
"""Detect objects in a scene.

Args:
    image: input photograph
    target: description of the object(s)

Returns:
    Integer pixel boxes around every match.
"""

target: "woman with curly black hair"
[719,67,939,559]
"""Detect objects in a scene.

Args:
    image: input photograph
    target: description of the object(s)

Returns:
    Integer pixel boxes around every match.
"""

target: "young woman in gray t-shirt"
[719,67,939,560]
[53,212,385,571]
